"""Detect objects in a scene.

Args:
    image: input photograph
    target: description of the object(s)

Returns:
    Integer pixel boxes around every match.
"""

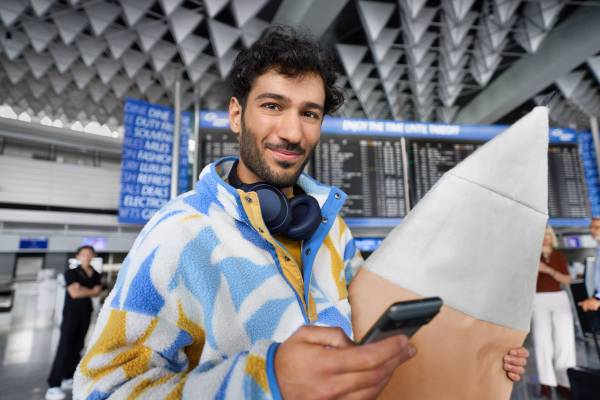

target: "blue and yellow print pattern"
[74,157,364,399]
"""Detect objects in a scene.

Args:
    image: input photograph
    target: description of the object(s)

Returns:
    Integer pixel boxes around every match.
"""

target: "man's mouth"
[266,145,304,163]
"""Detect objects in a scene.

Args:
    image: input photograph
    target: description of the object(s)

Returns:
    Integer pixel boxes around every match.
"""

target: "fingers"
[295,325,353,348]
[334,354,402,399]
[504,361,525,376]
[509,347,529,358]
[504,354,526,367]
[330,335,415,373]
[507,372,521,382]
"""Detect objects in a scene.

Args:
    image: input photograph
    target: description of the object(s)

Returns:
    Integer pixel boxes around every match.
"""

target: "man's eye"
[262,103,280,110]
[304,111,321,120]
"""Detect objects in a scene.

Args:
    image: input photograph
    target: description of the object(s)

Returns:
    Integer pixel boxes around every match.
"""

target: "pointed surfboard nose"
[450,106,549,214]
[362,107,550,332]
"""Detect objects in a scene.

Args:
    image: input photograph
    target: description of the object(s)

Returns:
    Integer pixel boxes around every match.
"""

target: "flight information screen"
[548,145,588,218]
[313,136,406,218]
[410,140,479,203]
[201,131,239,166]
[409,140,589,218]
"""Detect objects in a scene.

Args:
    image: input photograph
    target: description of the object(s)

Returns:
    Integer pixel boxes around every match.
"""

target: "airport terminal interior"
[1,0,600,399]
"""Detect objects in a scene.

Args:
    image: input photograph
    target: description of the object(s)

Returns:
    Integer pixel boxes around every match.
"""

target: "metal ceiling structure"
[0,0,599,135]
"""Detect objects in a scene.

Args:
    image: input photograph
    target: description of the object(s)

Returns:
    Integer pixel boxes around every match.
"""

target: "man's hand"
[503,347,528,382]
[578,297,600,312]
[275,325,415,400]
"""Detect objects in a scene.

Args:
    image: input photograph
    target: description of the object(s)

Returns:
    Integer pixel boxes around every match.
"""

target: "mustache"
[264,141,305,155]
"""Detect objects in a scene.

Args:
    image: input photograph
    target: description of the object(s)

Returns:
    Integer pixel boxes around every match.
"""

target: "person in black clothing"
[46,245,102,400]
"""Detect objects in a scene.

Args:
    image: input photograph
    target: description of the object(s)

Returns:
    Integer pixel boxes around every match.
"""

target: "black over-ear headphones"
[228,161,322,241]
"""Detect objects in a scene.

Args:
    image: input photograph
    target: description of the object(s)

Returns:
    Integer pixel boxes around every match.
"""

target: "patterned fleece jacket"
[74,157,364,399]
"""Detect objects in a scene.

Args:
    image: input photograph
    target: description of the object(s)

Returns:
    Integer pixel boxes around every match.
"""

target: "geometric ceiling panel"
[106,28,138,59]
[71,62,95,90]
[442,0,476,21]
[159,0,184,16]
[27,78,49,99]
[351,63,374,91]
[76,35,107,67]
[88,79,110,103]
[168,6,204,43]
[0,0,594,130]
[207,19,241,58]
[0,1,27,26]
[187,54,215,83]
[398,0,427,20]
[95,57,121,84]
[121,50,148,79]
[231,0,269,28]
[178,34,209,66]
[135,68,154,94]
[203,0,230,19]
[556,71,586,99]
[150,41,178,73]
[336,44,368,77]
[198,72,218,96]
[48,69,72,94]
[441,11,477,48]
[24,49,53,79]
[400,7,436,44]
[111,74,132,98]
[492,0,521,26]
[217,48,239,78]
[0,30,29,60]
[22,20,57,52]
[52,10,88,45]
[372,28,399,63]
[136,18,169,52]
[31,0,55,17]
[357,1,395,42]
[241,18,269,48]
[49,42,79,73]
[589,56,600,84]
[84,2,121,36]
[120,0,154,26]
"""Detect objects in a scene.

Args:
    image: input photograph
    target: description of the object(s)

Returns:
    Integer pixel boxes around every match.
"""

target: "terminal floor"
[0,281,599,400]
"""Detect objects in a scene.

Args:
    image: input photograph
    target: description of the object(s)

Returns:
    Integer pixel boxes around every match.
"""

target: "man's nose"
[277,110,303,144]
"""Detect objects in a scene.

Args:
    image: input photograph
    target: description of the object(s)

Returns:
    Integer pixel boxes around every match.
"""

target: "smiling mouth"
[265,145,304,163]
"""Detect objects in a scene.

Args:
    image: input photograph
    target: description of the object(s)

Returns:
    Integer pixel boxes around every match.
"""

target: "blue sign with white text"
[119,98,190,224]
[198,110,578,143]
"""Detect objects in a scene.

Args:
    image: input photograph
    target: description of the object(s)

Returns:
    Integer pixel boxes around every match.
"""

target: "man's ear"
[229,97,242,135]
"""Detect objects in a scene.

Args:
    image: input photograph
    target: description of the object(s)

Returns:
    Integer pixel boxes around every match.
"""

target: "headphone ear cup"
[285,195,322,240]
[252,184,291,235]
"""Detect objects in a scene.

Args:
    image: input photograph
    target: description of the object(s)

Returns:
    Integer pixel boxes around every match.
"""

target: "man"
[74,26,527,399]
[579,218,600,312]
[46,245,102,400]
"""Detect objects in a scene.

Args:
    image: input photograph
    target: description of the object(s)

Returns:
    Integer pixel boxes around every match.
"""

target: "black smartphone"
[358,297,443,345]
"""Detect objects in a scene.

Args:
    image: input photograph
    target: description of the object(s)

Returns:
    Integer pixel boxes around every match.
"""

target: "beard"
[239,121,315,188]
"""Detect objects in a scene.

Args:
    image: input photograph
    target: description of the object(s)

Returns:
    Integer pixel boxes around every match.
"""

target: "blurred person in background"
[578,218,600,312]
[532,226,575,398]
[45,245,102,400]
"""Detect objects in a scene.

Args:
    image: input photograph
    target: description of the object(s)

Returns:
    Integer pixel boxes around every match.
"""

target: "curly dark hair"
[230,25,344,115]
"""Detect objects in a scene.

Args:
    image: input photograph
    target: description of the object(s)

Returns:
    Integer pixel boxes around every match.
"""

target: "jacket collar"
[192,156,346,224]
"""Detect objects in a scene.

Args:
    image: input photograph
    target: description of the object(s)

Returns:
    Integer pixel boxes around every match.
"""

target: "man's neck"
[236,159,294,197]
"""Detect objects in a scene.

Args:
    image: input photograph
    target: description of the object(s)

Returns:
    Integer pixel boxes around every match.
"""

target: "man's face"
[590,220,600,242]
[77,248,94,266]
[229,69,325,188]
